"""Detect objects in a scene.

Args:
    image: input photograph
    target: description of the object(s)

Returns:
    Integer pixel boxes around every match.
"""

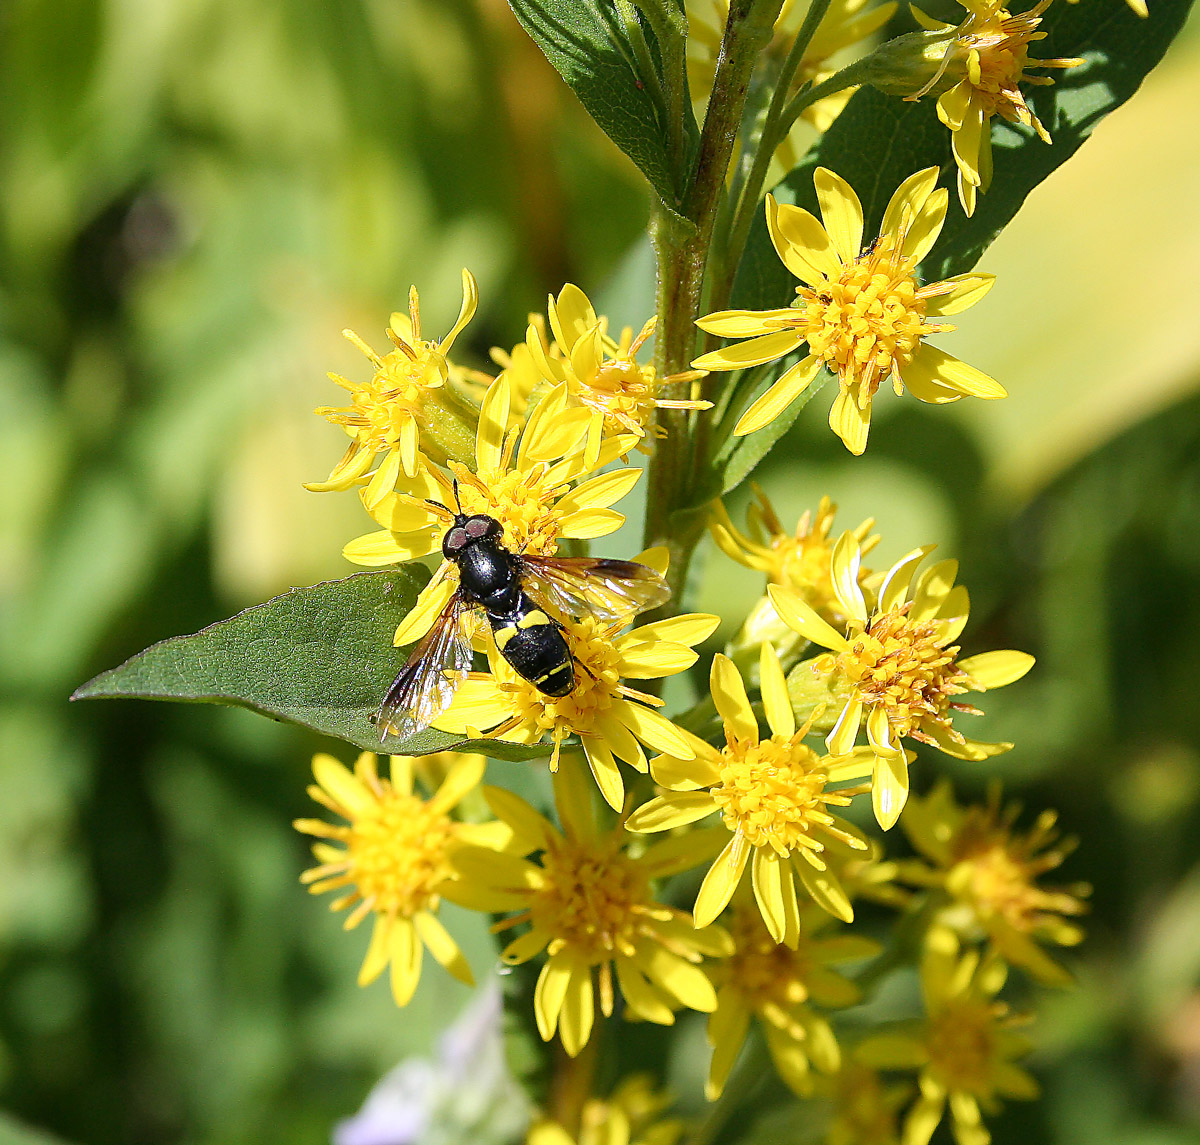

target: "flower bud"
[859,30,963,99]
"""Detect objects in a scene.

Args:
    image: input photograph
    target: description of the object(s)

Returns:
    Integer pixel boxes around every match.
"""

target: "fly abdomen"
[489,594,575,698]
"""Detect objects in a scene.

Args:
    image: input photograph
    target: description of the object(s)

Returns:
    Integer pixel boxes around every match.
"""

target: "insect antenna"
[423,498,455,524]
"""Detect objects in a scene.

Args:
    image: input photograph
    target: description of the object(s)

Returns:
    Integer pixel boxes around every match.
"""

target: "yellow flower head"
[694,167,1004,454]
[769,531,1034,828]
[438,605,720,810]
[527,285,710,465]
[628,644,877,933]
[706,900,879,1099]
[527,1075,683,1145]
[858,929,1038,1145]
[293,749,509,1006]
[714,492,881,665]
[900,781,1090,985]
[343,373,643,658]
[913,0,1084,215]
[449,757,732,1058]
[821,1061,911,1145]
[308,269,480,502]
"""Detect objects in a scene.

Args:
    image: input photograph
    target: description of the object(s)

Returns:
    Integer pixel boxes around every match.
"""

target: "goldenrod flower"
[694,168,1004,454]
[820,1061,911,1145]
[858,929,1038,1145]
[344,374,641,659]
[438,607,720,810]
[706,901,878,1099]
[628,645,876,929]
[293,750,509,1005]
[449,757,732,1058]
[769,532,1034,828]
[528,1075,683,1145]
[714,491,879,666]
[527,285,709,464]
[912,0,1083,215]
[308,269,479,505]
[900,781,1090,985]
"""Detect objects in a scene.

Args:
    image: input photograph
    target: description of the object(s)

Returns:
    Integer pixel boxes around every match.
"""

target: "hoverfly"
[374,507,669,740]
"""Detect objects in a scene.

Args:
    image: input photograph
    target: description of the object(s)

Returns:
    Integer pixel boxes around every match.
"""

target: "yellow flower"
[293,749,509,1006]
[344,373,642,655]
[706,900,879,1099]
[627,644,876,930]
[899,781,1090,985]
[437,606,720,810]
[527,1075,683,1145]
[912,0,1084,215]
[308,269,480,504]
[693,167,1004,454]
[858,929,1038,1145]
[527,285,710,465]
[449,757,732,1058]
[821,1061,911,1145]
[769,531,1034,828]
[713,491,880,666]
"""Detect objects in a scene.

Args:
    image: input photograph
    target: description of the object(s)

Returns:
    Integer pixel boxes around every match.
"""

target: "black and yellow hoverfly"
[374,511,669,740]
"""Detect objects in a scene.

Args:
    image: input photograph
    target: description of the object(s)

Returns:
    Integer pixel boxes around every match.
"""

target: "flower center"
[726,909,813,1010]
[582,358,656,427]
[926,997,1001,1094]
[833,608,967,739]
[531,836,648,961]
[962,13,1040,121]
[713,735,834,854]
[453,462,567,557]
[345,791,455,918]
[320,343,447,450]
[504,616,623,733]
[795,234,926,396]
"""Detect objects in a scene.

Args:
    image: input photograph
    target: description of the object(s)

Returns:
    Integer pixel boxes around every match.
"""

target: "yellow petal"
[694,834,750,926]
[766,194,842,284]
[912,344,1006,399]
[392,575,456,647]
[616,956,675,1025]
[558,507,625,539]
[550,283,597,349]
[901,186,948,264]
[733,355,822,436]
[830,529,868,624]
[880,167,939,238]
[305,441,374,492]
[357,914,392,986]
[364,447,403,510]
[958,649,1034,688]
[312,753,376,818]
[621,613,719,648]
[693,329,805,371]
[476,374,510,472]
[828,387,871,455]
[825,697,864,755]
[414,911,473,985]
[534,956,571,1041]
[616,700,695,759]
[814,167,864,262]
[872,750,910,830]
[440,268,478,354]
[710,654,757,743]
[556,467,642,514]
[695,308,797,338]
[389,918,423,1006]
[752,847,788,943]
[759,642,794,738]
[922,272,995,317]
[795,858,853,923]
[767,585,849,651]
[558,963,594,1057]
[342,529,412,567]
[482,784,560,852]
[706,992,751,1100]
[641,946,717,1012]
[626,792,719,833]
[878,545,934,614]
[553,752,602,838]
[582,736,627,812]
[427,752,485,813]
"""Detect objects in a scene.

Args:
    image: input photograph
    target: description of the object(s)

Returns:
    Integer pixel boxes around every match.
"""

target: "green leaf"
[507,0,695,207]
[71,569,545,761]
[733,0,1193,308]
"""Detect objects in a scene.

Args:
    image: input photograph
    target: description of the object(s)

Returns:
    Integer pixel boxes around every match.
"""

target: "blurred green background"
[3,1,1200,1142]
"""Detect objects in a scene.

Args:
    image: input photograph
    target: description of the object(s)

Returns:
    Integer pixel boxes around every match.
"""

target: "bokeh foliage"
[3,1,1200,1144]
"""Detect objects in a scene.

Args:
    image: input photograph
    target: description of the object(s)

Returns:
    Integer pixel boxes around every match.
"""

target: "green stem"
[645,0,786,607]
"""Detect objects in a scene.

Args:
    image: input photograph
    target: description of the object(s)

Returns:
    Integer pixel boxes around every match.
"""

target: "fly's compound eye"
[464,516,494,539]
[444,526,469,554]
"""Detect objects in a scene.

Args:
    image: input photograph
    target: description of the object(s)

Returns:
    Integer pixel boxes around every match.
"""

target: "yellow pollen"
[834,608,968,739]
[531,836,649,961]
[452,463,566,557]
[583,357,656,430]
[794,234,928,398]
[926,997,1001,1094]
[343,792,455,918]
[713,735,834,854]
[506,616,622,733]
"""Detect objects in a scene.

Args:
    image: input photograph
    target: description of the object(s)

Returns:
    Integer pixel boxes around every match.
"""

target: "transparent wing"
[374,594,473,740]
[520,555,670,623]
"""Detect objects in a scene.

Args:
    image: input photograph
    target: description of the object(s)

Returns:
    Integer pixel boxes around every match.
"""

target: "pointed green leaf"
[71,569,544,761]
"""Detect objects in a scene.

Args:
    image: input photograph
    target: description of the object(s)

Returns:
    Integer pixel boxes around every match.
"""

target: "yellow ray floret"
[446,756,732,1059]
[292,749,510,1006]
[769,531,1034,829]
[628,644,878,931]
[694,167,1003,454]
[308,269,479,505]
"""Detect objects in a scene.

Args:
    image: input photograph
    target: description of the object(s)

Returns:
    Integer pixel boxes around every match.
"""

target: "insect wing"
[519,556,670,623]
[375,595,473,740]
